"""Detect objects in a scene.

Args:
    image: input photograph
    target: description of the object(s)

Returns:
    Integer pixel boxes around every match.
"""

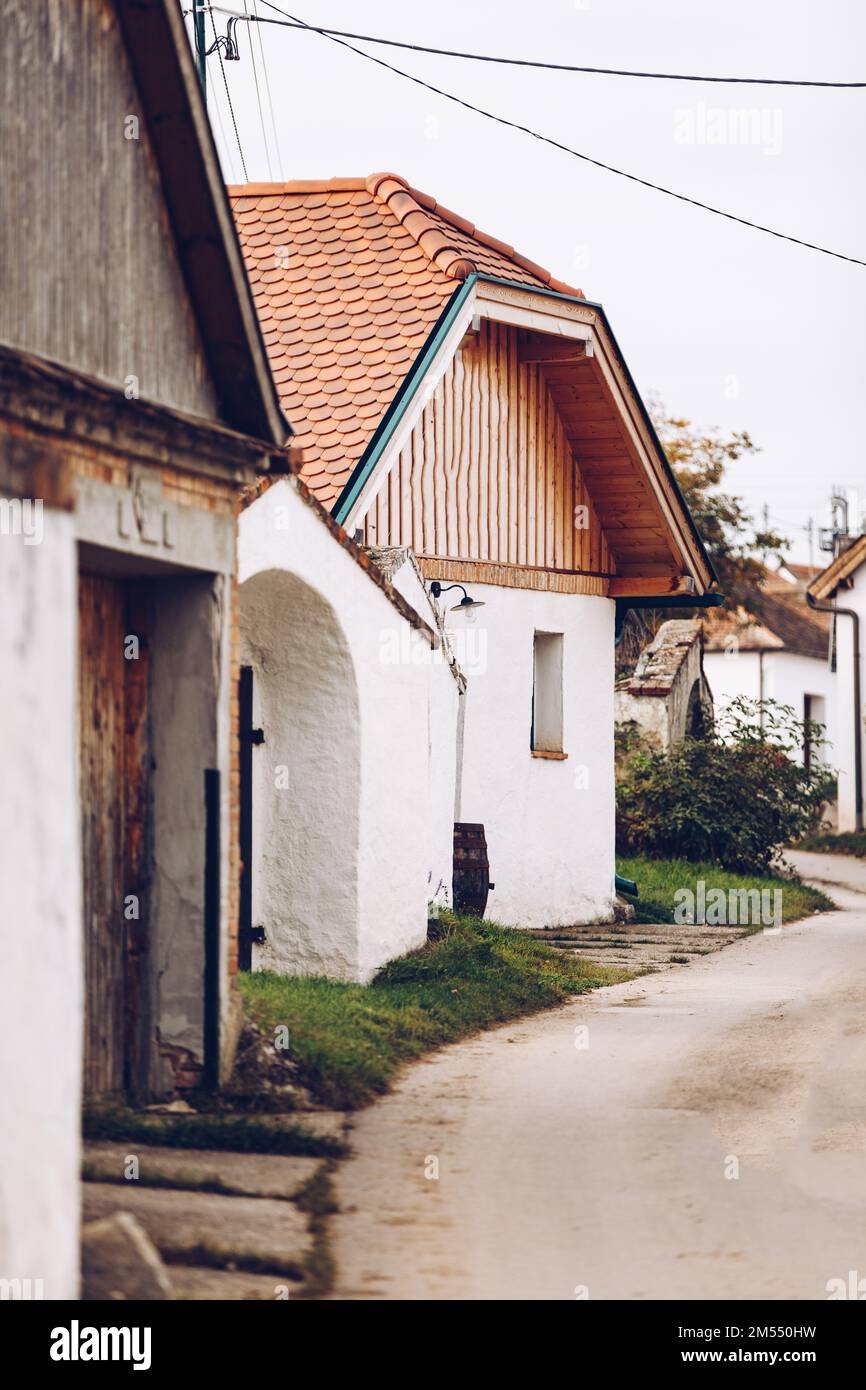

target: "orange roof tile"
[230,174,585,508]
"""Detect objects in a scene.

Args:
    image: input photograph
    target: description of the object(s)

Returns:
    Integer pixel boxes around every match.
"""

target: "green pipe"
[615,873,638,897]
[194,6,207,95]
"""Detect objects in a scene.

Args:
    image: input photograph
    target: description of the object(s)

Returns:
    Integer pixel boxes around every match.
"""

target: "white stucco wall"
[238,479,460,983]
[704,647,837,766]
[448,583,617,929]
[0,504,81,1300]
[385,556,462,916]
[830,582,866,831]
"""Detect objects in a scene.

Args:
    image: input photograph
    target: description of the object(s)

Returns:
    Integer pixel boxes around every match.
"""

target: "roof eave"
[334,270,716,596]
[114,0,289,449]
[808,537,866,602]
[474,276,716,591]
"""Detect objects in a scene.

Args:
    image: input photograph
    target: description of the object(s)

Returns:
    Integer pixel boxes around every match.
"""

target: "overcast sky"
[189,1,866,565]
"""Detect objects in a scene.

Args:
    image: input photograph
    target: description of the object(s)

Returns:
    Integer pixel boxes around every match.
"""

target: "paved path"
[332,859,866,1300]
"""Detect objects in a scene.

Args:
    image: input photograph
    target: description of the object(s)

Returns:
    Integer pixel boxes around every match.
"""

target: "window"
[803,694,825,771]
[531,632,565,756]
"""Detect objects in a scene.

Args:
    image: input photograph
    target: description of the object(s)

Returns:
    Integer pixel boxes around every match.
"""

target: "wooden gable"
[361,319,683,596]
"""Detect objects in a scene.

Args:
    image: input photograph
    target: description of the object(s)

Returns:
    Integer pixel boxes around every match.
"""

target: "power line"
[212,6,866,88]
[186,7,237,176]
[211,5,248,180]
[256,4,866,268]
[208,58,240,182]
[252,0,285,179]
[243,0,274,178]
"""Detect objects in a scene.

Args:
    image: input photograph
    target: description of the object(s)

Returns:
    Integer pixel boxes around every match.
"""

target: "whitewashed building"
[232,173,716,934]
[703,565,835,774]
[0,0,291,1298]
[237,472,462,982]
[809,544,866,831]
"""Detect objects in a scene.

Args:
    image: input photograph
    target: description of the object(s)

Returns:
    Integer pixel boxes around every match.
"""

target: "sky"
[187,1,866,566]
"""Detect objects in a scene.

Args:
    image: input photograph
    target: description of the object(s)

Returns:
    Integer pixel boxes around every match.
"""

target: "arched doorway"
[685,678,707,739]
[239,568,361,979]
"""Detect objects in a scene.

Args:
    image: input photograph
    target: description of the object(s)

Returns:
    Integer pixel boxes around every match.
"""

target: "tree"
[616,697,833,872]
[650,402,787,616]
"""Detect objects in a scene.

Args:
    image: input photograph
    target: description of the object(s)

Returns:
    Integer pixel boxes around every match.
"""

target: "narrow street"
[331,856,866,1300]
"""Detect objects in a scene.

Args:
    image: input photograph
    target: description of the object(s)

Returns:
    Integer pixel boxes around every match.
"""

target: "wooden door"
[79,575,127,1098]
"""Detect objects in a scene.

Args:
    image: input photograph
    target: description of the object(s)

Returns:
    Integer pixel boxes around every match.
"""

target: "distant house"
[808,543,866,831]
[0,0,291,1297]
[703,564,834,771]
[231,173,716,932]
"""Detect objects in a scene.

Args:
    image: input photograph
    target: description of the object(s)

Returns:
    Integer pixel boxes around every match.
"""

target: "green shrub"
[616,697,834,873]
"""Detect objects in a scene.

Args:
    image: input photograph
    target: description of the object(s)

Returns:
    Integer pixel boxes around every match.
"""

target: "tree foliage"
[650,402,787,617]
[615,697,834,873]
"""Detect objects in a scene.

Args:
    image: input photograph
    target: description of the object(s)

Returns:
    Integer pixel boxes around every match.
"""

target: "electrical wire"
[211,5,249,180]
[186,6,239,180]
[252,0,285,178]
[210,5,866,87]
[256,4,866,267]
[244,0,274,178]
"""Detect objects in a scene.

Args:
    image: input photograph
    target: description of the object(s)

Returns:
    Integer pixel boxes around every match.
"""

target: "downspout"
[807,592,863,832]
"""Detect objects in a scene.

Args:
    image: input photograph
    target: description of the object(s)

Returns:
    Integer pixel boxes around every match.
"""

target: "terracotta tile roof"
[781,562,823,587]
[703,570,830,660]
[229,174,585,508]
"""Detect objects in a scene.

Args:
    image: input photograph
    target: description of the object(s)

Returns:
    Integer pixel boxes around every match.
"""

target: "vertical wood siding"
[0,0,219,419]
[363,321,613,577]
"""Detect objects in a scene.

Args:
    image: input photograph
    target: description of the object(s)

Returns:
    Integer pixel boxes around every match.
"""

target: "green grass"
[795,830,866,858]
[238,915,629,1110]
[616,855,834,925]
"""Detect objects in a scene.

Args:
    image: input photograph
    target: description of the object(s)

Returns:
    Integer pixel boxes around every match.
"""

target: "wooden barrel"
[453,822,492,917]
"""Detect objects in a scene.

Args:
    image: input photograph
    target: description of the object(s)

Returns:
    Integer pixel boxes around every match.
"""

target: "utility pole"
[194,4,207,97]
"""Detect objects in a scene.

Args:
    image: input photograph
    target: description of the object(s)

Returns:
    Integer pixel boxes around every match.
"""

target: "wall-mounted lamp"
[429,581,486,619]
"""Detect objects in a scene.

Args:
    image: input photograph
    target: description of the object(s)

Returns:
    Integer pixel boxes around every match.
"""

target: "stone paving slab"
[83,1142,321,1200]
[169,1267,296,1300]
[82,1183,312,1274]
[257,1111,350,1140]
[529,921,750,972]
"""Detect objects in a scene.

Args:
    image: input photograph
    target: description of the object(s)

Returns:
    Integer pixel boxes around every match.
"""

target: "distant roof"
[782,562,823,586]
[229,173,585,506]
[704,568,830,659]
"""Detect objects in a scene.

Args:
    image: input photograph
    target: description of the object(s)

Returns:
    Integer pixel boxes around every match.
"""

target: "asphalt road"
[332,855,866,1300]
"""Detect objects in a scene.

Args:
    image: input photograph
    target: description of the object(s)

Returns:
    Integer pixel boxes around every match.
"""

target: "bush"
[615,697,834,872]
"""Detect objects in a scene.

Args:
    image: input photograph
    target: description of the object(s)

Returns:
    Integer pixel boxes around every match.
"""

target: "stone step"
[531,926,748,942]
[170,1267,292,1301]
[83,1142,322,1201]
[81,1182,312,1278]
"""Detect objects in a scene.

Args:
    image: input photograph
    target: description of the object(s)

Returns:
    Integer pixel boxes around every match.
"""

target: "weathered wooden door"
[79,573,152,1098]
[79,575,127,1097]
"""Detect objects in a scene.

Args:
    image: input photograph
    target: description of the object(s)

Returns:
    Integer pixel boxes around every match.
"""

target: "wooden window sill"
[531,749,568,760]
